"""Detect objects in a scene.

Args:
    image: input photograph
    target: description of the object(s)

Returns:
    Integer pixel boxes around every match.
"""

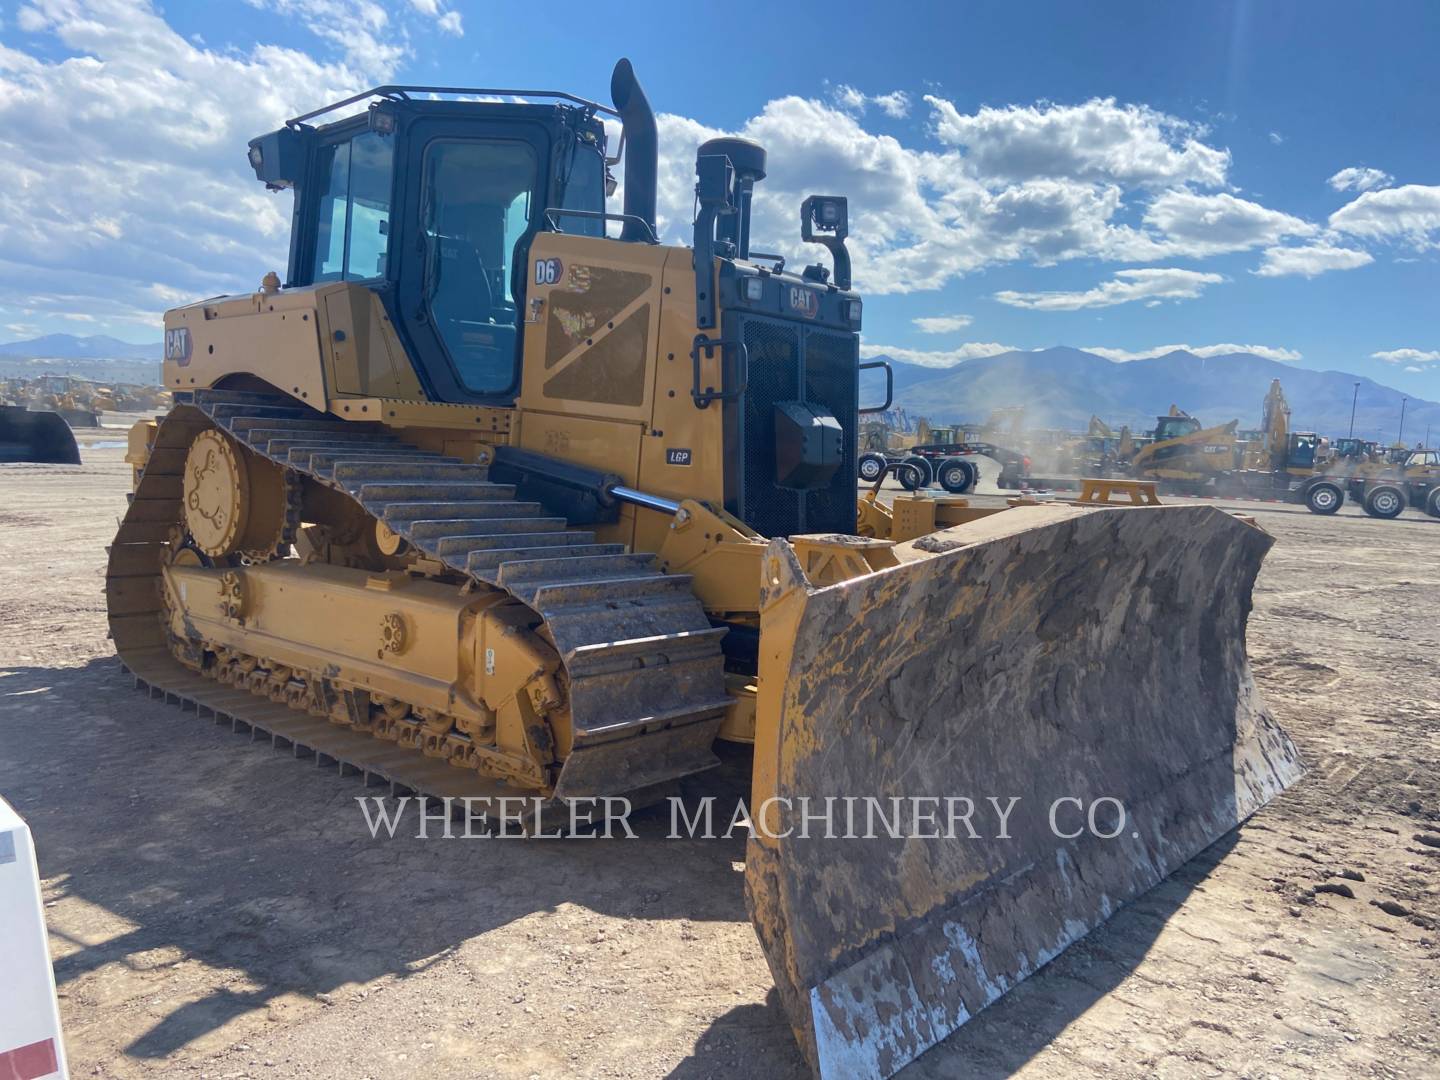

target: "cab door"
[393,116,554,405]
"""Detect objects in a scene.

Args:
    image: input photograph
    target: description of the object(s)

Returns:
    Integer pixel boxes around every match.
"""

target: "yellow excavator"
[108,61,1300,1078]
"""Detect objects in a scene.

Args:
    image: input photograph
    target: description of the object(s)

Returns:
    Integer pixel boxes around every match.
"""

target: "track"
[105,389,732,805]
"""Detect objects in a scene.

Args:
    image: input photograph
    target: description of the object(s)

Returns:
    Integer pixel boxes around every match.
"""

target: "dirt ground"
[1,428,1437,1079]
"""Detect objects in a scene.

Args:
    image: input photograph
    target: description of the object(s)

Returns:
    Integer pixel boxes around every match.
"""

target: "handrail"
[542,207,658,244]
[288,85,618,128]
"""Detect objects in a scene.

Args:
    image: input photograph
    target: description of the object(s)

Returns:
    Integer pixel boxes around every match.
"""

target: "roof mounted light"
[368,105,396,135]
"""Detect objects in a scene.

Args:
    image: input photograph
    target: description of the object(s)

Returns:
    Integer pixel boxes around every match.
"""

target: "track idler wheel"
[182,429,294,560]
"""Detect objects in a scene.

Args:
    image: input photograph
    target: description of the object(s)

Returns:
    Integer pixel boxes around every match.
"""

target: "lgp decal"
[786,285,819,319]
[665,448,693,466]
[164,327,192,366]
[534,257,564,286]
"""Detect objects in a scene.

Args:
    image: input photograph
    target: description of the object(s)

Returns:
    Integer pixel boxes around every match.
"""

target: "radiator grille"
[731,315,858,538]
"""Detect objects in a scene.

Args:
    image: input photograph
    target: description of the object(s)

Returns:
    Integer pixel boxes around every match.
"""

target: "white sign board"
[0,796,69,1079]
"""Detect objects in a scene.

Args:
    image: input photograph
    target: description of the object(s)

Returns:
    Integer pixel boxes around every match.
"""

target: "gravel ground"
[0,435,1436,1079]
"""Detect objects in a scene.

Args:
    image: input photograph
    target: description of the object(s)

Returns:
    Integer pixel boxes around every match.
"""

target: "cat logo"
[786,285,819,319]
[164,327,192,366]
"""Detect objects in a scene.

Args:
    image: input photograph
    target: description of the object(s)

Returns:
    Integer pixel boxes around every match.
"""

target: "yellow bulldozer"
[108,61,1300,1078]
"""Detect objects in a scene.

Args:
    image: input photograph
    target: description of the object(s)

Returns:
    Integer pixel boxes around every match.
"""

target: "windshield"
[421,139,538,394]
[312,131,393,282]
[557,139,606,237]
[1155,416,1200,440]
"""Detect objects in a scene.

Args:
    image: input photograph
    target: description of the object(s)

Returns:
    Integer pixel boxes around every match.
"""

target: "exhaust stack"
[610,59,657,242]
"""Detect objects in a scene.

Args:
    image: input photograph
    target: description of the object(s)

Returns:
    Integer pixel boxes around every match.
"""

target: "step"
[380,498,523,524]
[529,574,696,609]
[468,543,626,580]
[568,694,734,739]
[251,431,397,452]
[495,553,657,591]
[357,482,504,504]
[331,461,493,487]
[204,403,317,423]
[263,439,398,462]
[312,453,462,480]
[430,522,573,554]
[225,415,360,435]
[565,627,729,669]
[292,447,446,473]
[403,511,553,541]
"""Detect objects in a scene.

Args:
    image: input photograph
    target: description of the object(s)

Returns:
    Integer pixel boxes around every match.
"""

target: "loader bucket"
[0,405,82,464]
[746,503,1301,1078]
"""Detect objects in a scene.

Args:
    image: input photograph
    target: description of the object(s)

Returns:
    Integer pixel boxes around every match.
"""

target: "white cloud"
[404,0,459,33]
[1328,184,1440,246]
[16,6,46,32]
[653,93,1281,294]
[925,96,1230,188]
[1253,242,1373,278]
[859,341,1016,368]
[993,267,1224,311]
[911,314,973,333]
[1371,348,1440,366]
[1328,166,1392,193]
[0,0,487,339]
[1082,343,1303,363]
[831,84,868,113]
[1138,190,1316,256]
[0,3,1363,340]
[243,0,405,80]
[830,86,911,119]
[872,91,911,119]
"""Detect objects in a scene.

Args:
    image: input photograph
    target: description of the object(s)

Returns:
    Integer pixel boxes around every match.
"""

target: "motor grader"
[108,60,1300,1078]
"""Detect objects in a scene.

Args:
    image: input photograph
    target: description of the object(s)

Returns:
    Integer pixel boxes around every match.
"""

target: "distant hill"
[0,333,159,361]
[860,347,1440,442]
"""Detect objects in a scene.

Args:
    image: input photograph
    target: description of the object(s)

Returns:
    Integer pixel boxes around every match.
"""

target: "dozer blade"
[0,405,81,464]
[746,503,1301,1079]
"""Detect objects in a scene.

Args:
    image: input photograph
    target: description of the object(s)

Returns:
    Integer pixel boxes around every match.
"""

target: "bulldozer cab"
[1153,413,1201,440]
[249,87,612,405]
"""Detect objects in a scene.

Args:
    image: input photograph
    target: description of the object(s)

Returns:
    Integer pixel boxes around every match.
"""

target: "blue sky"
[1,1,1437,394]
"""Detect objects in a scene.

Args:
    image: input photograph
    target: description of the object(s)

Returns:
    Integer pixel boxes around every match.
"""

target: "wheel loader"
[107,60,1301,1078]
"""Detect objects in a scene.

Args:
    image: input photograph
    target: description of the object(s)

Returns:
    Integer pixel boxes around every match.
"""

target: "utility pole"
[1348,382,1360,438]
[1398,396,1408,446]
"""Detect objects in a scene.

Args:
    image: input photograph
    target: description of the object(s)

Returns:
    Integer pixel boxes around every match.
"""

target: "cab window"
[311,131,394,282]
[420,139,538,394]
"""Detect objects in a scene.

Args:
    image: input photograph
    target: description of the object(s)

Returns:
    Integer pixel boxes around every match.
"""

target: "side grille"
[729,315,859,539]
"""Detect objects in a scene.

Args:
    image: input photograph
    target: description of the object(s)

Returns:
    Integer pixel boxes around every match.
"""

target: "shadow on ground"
[0,658,757,1062]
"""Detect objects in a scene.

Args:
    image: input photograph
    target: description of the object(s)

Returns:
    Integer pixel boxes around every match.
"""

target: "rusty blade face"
[746,504,1302,1079]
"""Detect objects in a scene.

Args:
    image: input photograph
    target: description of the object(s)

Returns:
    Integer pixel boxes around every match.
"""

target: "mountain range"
[0,333,159,361]
[0,334,1432,445]
[860,347,1439,444]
